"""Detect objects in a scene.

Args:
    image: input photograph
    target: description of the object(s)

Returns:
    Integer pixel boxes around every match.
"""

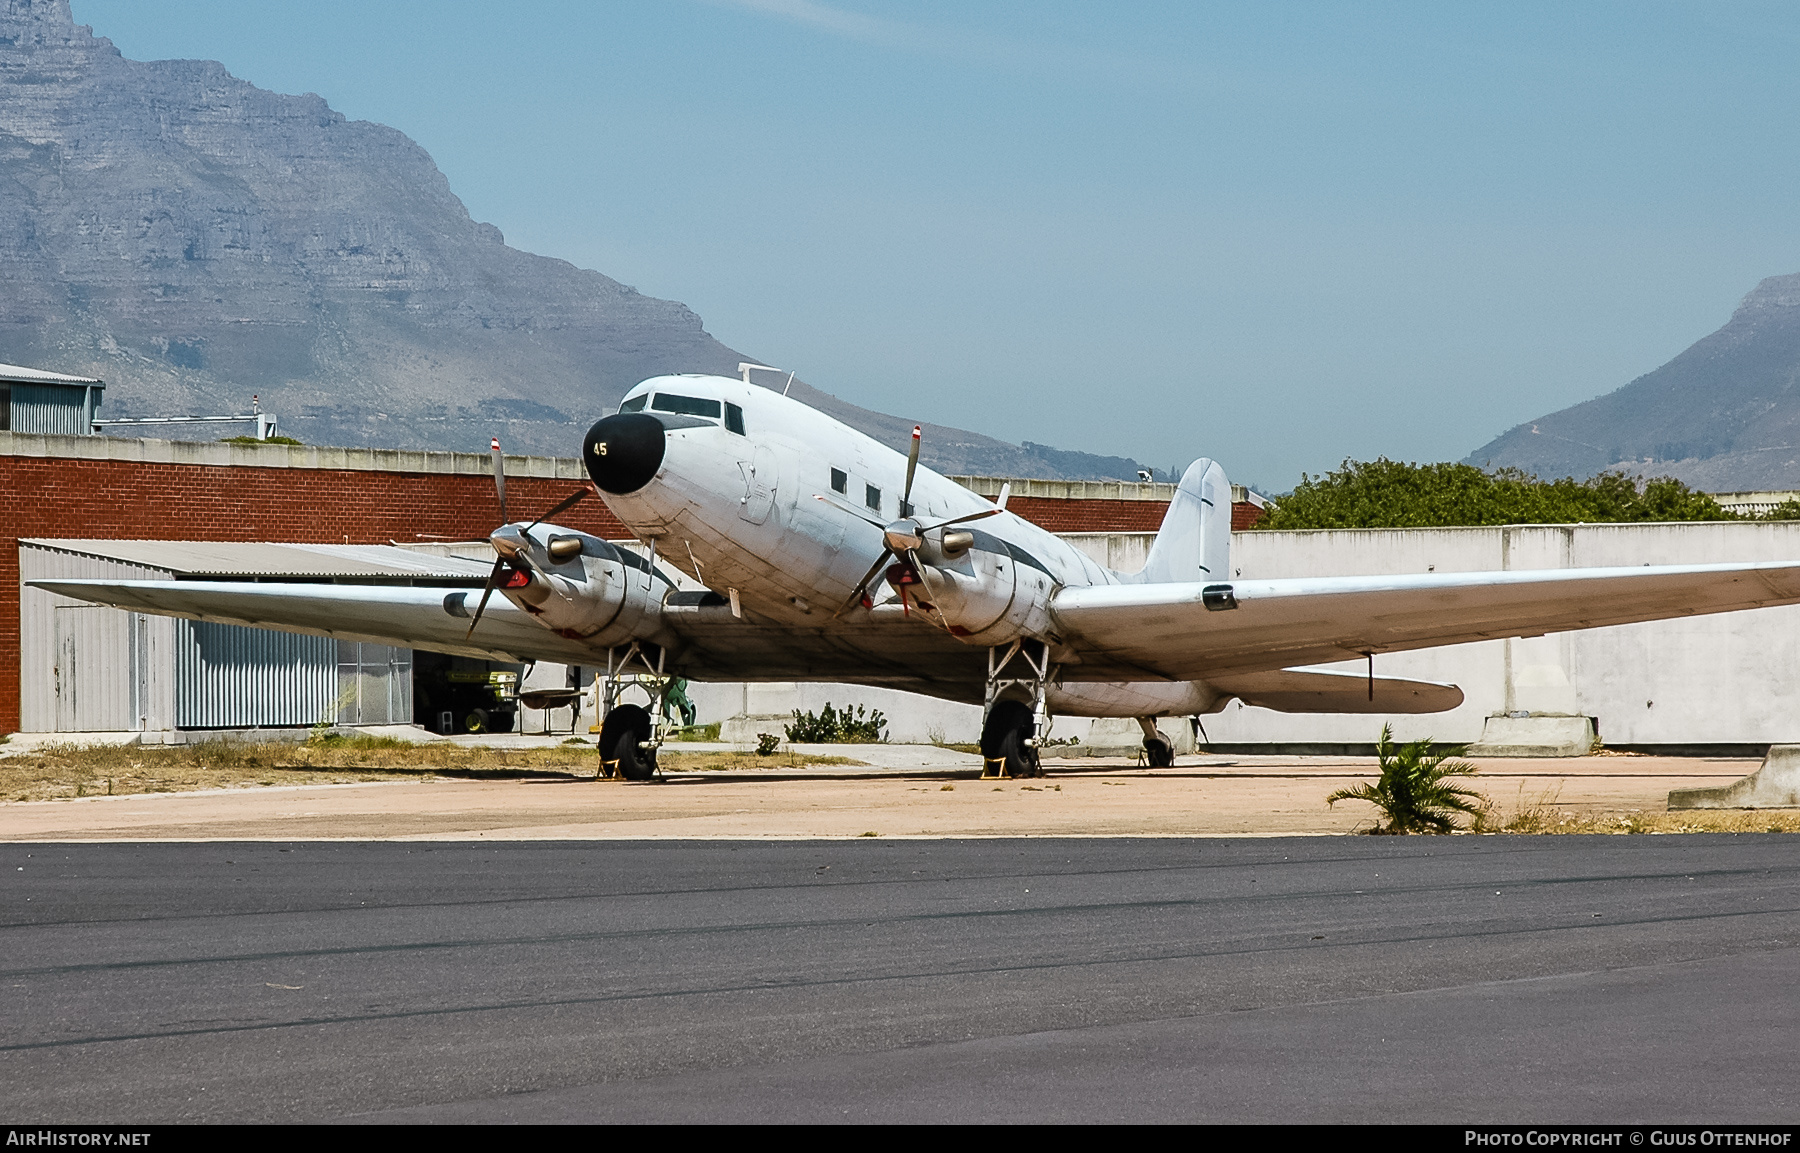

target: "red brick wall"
[1232,501,1267,530]
[1001,496,1169,533]
[0,455,621,733]
[1001,496,1266,533]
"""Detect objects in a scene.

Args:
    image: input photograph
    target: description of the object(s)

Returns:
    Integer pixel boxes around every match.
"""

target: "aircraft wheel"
[981,700,1041,779]
[600,704,657,782]
[1144,735,1175,768]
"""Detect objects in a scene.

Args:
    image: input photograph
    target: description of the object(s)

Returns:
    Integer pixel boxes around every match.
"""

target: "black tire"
[599,703,657,781]
[464,708,489,734]
[1143,735,1175,768]
[981,700,1040,779]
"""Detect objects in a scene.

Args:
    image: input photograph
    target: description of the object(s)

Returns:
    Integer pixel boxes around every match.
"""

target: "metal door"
[53,605,134,732]
[740,445,777,524]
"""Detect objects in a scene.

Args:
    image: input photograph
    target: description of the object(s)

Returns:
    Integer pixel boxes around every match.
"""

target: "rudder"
[1132,458,1230,584]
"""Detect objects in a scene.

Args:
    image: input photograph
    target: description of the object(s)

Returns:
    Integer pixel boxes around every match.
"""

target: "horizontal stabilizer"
[1208,666,1463,714]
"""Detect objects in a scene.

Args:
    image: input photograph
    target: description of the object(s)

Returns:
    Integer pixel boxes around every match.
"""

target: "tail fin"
[1131,458,1230,584]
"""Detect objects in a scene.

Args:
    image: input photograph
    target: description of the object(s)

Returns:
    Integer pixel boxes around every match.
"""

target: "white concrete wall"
[666,523,1800,748]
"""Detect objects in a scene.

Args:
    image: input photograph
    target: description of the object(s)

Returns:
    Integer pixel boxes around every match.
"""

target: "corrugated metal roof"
[0,363,103,386]
[19,539,493,579]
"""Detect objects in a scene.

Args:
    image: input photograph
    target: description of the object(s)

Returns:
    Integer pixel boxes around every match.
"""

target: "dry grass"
[654,750,862,772]
[1470,781,1800,834]
[0,736,862,803]
[1495,809,1800,834]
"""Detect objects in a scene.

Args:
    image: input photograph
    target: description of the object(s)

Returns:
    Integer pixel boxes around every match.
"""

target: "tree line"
[1252,459,1800,530]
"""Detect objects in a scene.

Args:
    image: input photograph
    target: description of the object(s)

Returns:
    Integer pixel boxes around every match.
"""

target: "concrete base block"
[719,716,791,745]
[1669,745,1800,810]
[1464,715,1596,758]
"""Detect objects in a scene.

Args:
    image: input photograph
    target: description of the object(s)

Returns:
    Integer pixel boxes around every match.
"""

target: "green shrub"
[755,733,781,756]
[784,702,888,744]
[1327,725,1485,834]
[1256,459,1740,530]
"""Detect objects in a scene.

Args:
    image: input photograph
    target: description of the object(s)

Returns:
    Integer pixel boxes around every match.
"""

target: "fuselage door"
[740,444,777,524]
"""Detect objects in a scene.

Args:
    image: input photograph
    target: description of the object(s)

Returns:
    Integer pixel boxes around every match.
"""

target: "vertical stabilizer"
[1131,459,1230,584]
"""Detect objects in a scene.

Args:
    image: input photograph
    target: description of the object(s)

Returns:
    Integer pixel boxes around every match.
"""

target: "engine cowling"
[904,528,1056,646]
[495,528,674,648]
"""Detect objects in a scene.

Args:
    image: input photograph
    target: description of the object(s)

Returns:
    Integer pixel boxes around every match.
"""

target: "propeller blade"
[922,505,1003,532]
[466,556,507,639]
[901,425,921,516]
[906,549,954,630]
[489,438,509,524]
[834,549,893,618]
[814,492,888,529]
[995,481,1010,512]
[525,487,589,534]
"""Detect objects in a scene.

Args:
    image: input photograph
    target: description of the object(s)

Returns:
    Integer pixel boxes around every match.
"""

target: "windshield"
[619,394,647,413]
[652,393,721,419]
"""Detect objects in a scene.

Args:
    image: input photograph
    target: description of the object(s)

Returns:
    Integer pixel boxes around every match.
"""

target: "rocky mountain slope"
[0,0,1141,477]
[1466,271,1800,491]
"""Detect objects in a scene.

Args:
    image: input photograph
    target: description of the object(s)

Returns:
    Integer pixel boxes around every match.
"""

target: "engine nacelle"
[1048,680,1224,718]
[494,528,674,648]
[905,528,1056,646]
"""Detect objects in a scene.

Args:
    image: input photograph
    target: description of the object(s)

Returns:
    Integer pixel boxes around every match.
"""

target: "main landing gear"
[595,641,672,781]
[1138,717,1176,768]
[981,639,1055,779]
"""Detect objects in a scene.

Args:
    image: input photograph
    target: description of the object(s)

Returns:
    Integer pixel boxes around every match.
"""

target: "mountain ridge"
[0,0,1148,479]
[1465,270,1800,491]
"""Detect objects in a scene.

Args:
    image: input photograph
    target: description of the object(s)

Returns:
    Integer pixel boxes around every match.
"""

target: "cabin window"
[652,393,722,419]
[725,402,746,435]
[831,468,847,494]
[865,483,881,512]
[619,394,647,413]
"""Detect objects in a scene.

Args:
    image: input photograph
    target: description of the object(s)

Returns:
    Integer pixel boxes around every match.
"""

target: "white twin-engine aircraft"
[35,371,1800,779]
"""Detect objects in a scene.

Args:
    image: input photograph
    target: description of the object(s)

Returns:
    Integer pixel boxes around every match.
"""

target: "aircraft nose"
[583,413,665,494]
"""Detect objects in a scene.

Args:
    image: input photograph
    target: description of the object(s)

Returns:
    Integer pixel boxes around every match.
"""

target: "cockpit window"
[652,393,722,419]
[619,395,647,413]
[725,402,746,435]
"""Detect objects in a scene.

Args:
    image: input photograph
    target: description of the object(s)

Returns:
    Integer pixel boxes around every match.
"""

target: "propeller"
[825,425,1010,618]
[465,438,593,639]
[489,437,508,525]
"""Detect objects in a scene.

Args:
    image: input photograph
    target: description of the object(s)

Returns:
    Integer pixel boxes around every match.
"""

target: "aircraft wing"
[1051,561,1800,682]
[1207,666,1464,713]
[27,580,602,666]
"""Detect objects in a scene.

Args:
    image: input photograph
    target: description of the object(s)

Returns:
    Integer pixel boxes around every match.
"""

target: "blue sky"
[72,1,1800,489]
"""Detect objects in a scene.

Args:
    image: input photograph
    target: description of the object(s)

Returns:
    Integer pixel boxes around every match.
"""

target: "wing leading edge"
[1052,561,1800,682]
[27,580,602,666]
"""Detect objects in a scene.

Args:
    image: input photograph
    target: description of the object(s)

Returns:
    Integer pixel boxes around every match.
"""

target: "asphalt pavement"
[2,837,1797,1123]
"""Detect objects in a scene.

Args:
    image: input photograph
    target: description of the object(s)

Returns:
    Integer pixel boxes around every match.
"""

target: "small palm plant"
[1328,725,1485,834]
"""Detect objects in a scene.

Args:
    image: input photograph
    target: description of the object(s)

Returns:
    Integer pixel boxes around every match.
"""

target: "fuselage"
[573,374,1220,718]
[589,374,1122,624]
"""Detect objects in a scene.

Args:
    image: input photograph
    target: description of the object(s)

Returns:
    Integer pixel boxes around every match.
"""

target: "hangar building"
[0,363,104,436]
[16,539,494,735]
